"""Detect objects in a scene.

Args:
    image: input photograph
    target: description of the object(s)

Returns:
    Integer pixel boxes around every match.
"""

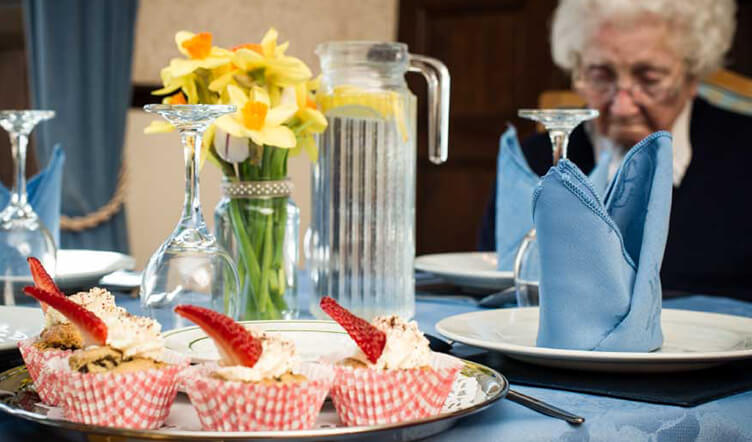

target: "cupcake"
[175,305,333,431]
[17,257,124,405]
[24,286,187,429]
[320,296,461,426]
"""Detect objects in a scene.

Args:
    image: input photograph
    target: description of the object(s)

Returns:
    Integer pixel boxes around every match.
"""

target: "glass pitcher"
[306,41,449,320]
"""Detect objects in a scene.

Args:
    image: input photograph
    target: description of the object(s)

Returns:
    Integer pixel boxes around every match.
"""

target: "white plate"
[56,249,135,290]
[414,252,513,291]
[0,306,43,351]
[437,307,752,373]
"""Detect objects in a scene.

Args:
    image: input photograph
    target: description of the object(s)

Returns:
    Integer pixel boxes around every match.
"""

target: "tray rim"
[0,359,508,440]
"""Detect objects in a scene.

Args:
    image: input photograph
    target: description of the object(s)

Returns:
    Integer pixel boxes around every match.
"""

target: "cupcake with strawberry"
[320,296,461,426]
[24,286,187,429]
[175,305,333,431]
[17,257,126,405]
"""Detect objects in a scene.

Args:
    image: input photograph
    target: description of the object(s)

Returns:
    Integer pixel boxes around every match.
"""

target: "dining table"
[1,272,751,442]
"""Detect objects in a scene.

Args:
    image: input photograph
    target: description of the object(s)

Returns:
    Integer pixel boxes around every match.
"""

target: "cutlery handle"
[507,389,585,425]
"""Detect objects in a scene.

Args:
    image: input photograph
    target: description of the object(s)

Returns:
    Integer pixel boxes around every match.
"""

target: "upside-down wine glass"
[140,104,240,329]
[513,109,599,307]
[0,110,56,305]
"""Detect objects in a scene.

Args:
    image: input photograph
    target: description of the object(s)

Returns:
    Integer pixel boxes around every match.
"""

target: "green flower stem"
[216,142,292,320]
[227,198,263,317]
[257,212,277,316]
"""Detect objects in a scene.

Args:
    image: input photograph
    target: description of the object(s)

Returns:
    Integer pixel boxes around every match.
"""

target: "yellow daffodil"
[280,81,327,159]
[229,28,312,88]
[144,120,175,134]
[151,31,233,103]
[166,92,188,105]
[166,31,233,78]
[215,84,297,149]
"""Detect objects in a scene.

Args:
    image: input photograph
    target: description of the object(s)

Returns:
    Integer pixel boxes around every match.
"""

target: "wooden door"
[399,0,567,255]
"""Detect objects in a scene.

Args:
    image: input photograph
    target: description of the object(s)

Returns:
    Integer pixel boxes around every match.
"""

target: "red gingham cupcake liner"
[49,350,189,429]
[18,338,72,406]
[180,362,334,431]
[330,353,462,426]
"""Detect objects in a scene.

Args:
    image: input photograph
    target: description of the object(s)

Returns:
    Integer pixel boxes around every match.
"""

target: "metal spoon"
[424,334,585,425]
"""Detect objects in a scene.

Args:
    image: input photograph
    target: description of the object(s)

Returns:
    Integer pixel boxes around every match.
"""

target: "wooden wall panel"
[400,0,567,254]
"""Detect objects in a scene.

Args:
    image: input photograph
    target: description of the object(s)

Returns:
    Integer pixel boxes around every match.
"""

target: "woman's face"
[575,17,698,147]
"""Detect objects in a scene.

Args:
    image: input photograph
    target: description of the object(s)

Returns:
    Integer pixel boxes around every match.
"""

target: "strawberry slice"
[320,296,386,364]
[174,305,262,368]
[23,286,107,346]
[27,257,65,312]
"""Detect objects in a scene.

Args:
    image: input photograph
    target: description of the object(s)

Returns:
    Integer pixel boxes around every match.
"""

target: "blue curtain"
[23,0,137,252]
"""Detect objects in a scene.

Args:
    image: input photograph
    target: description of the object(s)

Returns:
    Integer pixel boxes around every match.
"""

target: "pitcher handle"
[408,54,450,164]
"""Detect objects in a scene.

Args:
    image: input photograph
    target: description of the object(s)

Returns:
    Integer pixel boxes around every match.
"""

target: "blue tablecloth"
[2,283,751,441]
[421,295,752,442]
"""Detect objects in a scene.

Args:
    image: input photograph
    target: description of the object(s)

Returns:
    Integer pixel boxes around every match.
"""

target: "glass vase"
[215,178,299,320]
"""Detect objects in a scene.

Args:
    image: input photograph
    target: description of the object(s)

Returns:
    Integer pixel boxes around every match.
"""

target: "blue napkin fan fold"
[495,126,611,270]
[532,131,673,351]
[0,144,65,245]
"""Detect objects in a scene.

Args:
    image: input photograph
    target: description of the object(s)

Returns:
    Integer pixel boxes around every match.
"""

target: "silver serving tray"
[0,360,507,441]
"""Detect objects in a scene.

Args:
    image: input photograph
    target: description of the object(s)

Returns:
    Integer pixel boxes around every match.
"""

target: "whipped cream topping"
[44,288,124,329]
[104,313,164,359]
[351,315,432,370]
[213,329,299,382]
[43,287,164,359]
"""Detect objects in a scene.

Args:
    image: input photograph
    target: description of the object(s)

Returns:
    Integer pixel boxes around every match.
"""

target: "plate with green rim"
[163,320,355,363]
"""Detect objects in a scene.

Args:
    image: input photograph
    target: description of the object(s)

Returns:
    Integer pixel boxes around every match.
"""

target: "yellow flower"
[229,28,312,88]
[144,120,175,134]
[151,31,233,101]
[166,92,187,105]
[280,81,327,159]
[169,31,233,77]
[215,84,297,148]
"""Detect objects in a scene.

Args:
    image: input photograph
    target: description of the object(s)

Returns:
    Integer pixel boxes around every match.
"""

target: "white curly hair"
[551,0,737,77]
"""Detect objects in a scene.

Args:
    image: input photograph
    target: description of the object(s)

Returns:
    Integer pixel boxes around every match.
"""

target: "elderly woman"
[481,0,752,299]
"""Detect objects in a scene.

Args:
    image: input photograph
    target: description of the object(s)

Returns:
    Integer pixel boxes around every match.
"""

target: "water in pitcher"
[308,107,416,320]
[308,41,449,320]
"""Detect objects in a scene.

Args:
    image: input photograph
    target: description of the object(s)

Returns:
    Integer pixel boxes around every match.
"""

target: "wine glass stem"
[179,130,205,229]
[548,129,571,165]
[9,132,29,208]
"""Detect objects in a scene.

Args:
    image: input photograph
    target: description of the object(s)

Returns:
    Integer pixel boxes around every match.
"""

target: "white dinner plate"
[414,252,513,291]
[0,306,43,351]
[437,307,752,373]
[56,249,136,290]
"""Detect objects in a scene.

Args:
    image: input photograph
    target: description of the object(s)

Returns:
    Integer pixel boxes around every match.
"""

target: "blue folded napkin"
[495,126,611,270]
[0,144,65,245]
[533,131,673,351]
